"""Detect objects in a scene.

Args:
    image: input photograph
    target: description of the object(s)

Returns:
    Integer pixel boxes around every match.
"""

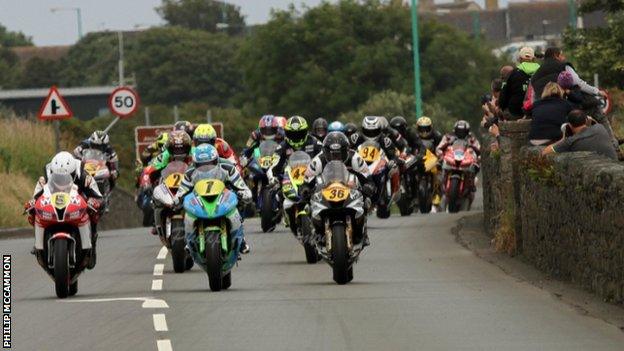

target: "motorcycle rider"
[240,115,285,164]
[344,122,358,148]
[141,132,168,166]
[380,116,408,151]
[311,118,329,141]
[73,130,119,191]
[173,144,252,254]
[350,116,402,163]
[436,120,481,193]
[328,121,346,133]
[270,116,323,182]
[389,116,426,156]
[303,132,375,246]
[192,124,239,169]
[173,120,194,136]
[25,152,103,269]
[416,116,443,151]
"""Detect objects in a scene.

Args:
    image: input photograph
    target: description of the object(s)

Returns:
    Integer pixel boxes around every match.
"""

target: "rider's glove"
[362,183,376,199]
[87,198,101,213]
[239,155,248,168]
[299,185,312,202]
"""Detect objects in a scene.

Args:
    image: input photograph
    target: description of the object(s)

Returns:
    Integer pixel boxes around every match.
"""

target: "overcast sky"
[0,0,502,46]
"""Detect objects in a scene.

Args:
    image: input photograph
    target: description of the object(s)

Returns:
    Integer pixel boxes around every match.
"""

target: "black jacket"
[531,58,567,100]
[528,97,573,141]
[499,68,531,118]
[272,135,323,179]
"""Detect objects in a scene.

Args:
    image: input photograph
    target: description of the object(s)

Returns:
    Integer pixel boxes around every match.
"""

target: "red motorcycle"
[32,173,94,298]
[441,139,478,213]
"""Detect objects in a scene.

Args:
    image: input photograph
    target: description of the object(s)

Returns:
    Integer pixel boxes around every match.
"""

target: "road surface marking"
[62,297,169,308]
[153,314,168,332]
[157,339,173,351]
[157,246,168,260]
[153,264,164,276]
[152,279,163,291]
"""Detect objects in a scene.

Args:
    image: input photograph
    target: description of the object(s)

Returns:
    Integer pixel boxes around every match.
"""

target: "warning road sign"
[109,86,140,118]
[38,86,73,121]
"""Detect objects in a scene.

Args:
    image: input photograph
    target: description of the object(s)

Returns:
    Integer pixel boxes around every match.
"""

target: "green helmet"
[285,116,309,149]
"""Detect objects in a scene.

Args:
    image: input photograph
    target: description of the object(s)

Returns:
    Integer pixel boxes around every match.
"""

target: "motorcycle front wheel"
[260,188,276,232]
[53,240,70,298]
[418,177,433,214]
[448,177,461,213]
[205,233,224,292]
[171,219,188,273]
[331,223,352,284]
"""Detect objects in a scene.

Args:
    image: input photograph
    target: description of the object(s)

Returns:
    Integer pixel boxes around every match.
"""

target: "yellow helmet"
[193,124,217,145]
[416,116,433,138]
[156,132,169,147]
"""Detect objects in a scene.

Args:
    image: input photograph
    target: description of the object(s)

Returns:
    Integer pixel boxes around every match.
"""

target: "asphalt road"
[7,203,624,350]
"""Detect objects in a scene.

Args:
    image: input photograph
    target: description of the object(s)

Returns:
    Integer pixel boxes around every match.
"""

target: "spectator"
[498,47,540,120]
[528,82,573,146]
[531,47,607,101]
[500,65,514,80]
[543,110,618,160]
[481,79,503,130]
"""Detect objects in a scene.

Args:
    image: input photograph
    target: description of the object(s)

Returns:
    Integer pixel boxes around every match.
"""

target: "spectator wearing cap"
[531,47,607,102]
[543,109,618,160]
[528,82,573,146]
[498,47,540,120]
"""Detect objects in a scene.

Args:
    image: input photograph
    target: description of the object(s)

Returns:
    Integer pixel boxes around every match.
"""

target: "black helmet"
[173,121,194,135]
[454,120,470,139]
[390,116,407,136]
[323,131,349,162]
[344,122,358,139]
[312,118,328,140]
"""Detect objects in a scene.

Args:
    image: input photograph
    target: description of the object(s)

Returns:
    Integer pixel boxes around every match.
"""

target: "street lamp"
[410,0,423,119]
[50,7,83,40]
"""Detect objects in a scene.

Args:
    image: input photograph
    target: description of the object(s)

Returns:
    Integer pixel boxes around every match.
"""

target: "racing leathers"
[194,138,240,172]
[270,135,323,182]
[141,141,163,166]
[241,128,285,160]
[349,132,402,162]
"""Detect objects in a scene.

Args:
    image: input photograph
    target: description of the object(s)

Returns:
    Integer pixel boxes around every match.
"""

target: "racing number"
[171,173,182,187]
[329,188,346,200]
[360,146,377,161]
[203,180,214,194]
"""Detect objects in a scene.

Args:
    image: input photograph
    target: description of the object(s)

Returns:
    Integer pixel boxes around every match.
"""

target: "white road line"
[153,264,164,276]
[157,246,168,260]
[142,298,169,309]
[153,314,169,332]
[157,339,173,351]
[152,279,163,291]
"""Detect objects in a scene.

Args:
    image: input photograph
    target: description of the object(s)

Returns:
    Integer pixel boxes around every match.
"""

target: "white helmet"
[50,152,77,175]
[362,116,382,140]
[89,130,109,146]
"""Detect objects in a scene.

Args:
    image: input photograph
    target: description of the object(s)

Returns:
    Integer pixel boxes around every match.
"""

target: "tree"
[156,0,246,35]
[18,57,61,88]
[564,3,624,89]
[59,32,121,87]
[0,48,19,89]
[238,0,500,125]
[128,27,242,105]
[0,24,32,47]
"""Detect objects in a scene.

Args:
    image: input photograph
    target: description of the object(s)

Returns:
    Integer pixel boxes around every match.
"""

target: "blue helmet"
[328,121,345,133]
[193,143,218,167]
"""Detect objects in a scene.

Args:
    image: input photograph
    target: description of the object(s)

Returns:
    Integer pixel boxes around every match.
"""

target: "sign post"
[38,86,74,152]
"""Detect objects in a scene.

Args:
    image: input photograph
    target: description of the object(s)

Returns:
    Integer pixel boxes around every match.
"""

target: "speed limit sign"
[108,86,140,118]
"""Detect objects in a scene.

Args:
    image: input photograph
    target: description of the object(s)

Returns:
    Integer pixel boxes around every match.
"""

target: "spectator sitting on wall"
[528,82,573,146]
[531,47,607,102]
[498,47,540,120]
[542,110,618,160]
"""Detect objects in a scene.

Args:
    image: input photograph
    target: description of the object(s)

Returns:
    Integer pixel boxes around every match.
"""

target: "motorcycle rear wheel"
[171,220,187,273]
[376,204,391,219]
[53,240,70,299]
[300,216,320,264]
[331,223,351,285]
[205,234,224,292]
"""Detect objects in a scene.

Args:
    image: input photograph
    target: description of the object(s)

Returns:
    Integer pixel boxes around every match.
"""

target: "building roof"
[11,45,71,63]
[0,86,118,100]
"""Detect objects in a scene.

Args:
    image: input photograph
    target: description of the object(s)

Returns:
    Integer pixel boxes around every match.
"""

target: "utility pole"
[118,31,125,86]
[568,0,577,29]
[50,7,83,40]
[410,0,423,119]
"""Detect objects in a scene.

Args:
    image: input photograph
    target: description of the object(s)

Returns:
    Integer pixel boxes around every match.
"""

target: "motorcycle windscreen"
[321,161,350,184]
[161,161,188,189]
[287,151,310,185]
[258,140,279,169]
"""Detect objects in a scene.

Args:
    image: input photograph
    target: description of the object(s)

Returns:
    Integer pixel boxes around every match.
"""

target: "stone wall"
[482,121,624,304]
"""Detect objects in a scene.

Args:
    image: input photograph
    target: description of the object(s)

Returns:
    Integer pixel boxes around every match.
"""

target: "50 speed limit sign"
[108,86,140,118]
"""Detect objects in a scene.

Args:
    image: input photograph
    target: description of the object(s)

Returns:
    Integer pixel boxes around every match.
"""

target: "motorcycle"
[82,149,112,211]
[183,165,244,291]
[281,151,320,264]
[246,140,281,232]
[396,153,419,216]
[441,139,478,213]
[151,161,194,273]
[31,173,93,298]
[310,161,367,284]
[357,140,399,218]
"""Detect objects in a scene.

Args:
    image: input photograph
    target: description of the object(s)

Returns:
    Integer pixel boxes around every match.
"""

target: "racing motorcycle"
[82,149,112,211]
[357,140,399,219]
[183,165,244,291]
[310,161,367,284]
[396,153,419,216]
[417,149,439,214]
[151,161,194,273]
[281,151,320,264]
[31,173,93,298]
[441,139,478,213]
[246,140,282,232]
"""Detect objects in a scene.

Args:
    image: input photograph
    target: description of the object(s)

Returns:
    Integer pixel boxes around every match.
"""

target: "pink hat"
[557,71,575,89]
